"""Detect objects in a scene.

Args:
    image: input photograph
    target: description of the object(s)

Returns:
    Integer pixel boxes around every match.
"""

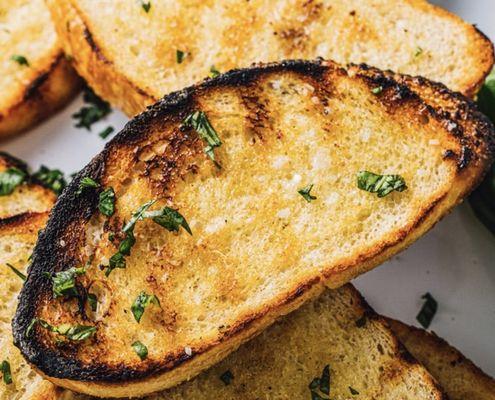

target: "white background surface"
[2,0,495,375]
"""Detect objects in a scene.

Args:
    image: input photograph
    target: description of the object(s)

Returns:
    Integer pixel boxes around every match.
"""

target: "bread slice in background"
[66,285,446,400]
[0,212,63,400]
[0,152,55,218]
[389,319,495,400]
[13,60,494,397]
[0,0,81,138]
[46,0,494,116]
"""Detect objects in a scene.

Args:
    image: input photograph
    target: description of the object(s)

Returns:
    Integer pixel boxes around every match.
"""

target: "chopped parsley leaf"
[72,87,111,130]
[34,319,96,341]
[5,263,26,281]
[349,386,360,395]
[11,54,29,66]
[106,230,135,276]
[416,292,437,329]
[98,187,115,216]
[76,176,100,195]
[210,65,220,78]
[309,365,331,399]
[176,50,186,64]
[123,200,156,233]
[143,206,192,235]
[131,291,161,323]
[414,46,424,57]
[220,370,234,385]
[0,167,27,196]
[98,126,115,139]
[1,360,12,384]
[132,341,148,360]
[45,266,86,298]
[371,86,383,95]
[33,166,66,195]
[357,171,407,198]
[141,1,151,12]
[182,111,222,168]
[298,184,317,202]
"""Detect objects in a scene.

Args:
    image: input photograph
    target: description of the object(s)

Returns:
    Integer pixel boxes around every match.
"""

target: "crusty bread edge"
[388,318,495,397]
[0,53,81,139]
[13,60,495,397]
[46,0,494,121]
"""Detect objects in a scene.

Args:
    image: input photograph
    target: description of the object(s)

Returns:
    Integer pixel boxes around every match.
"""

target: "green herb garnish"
[144,206,192,235]
[88,293,98,312]
[5,263,26,281]
[0,167,27,196]
[416,292,437,329]
[76,176,100,195]
[141,1,151,12]
[98,126,114,139]
[33,166,66,195]
[357,171,407,198]
[309,365,331,399]
[45,266,86,298]
[32,319,96,341]
[72,87,111,130]
[176,50,186,64]
[98,187,115,216]
[182,111,222,168]
[132,341,148,360]
[414,46,424,57]
[11,55,29,66]
[131,291,161,323]
[1,360,12,384]
[349,386,360,395]
[298,184,317,202]
[220,370,234,385]
[123,200,156,233]
[210,65,220,78]
[371,86,383,95]
[106,230,135,276]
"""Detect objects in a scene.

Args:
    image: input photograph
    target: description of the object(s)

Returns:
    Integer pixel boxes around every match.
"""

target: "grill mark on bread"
[12,60,495,391]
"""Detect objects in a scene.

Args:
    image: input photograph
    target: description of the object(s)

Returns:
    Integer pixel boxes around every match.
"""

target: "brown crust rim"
[12,59,495,383]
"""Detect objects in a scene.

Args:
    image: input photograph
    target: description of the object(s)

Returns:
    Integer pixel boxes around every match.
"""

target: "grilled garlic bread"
[0,0,81,138]
[389,319,495,400]
[0,153,56,218]
[66,285,446,400]
[13,60,495,397]
[46,0,494,117]
[0,212,62,400]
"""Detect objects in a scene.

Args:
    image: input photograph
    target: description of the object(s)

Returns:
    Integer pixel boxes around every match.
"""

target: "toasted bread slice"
[0,0,81,138]
[65,285,446,400]
[46,0,494,117]
[0,153,56,218]
[13,60,494,397]
[389,319,495,400]
[0,212,62,400]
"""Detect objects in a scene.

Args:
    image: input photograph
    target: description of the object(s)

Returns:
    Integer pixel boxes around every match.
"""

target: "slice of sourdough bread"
[0,212,62,400]
[65,285,446,400]
[0,153,56,219]
[389,319,495,400]
[13,60,495,397]
[0,0,81,138]
[46,0,493,116]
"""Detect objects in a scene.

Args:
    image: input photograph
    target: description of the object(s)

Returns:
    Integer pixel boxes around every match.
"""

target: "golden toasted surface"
[46,0,494,117]
[66,286,445,400]
[0,0,80,138]
[389,319,495,400]
[13,61,494,397]
[0,212,62,400]
[0,153,56,218]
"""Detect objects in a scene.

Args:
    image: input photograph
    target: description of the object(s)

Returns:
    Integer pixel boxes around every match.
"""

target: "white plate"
[2,0,495,375]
